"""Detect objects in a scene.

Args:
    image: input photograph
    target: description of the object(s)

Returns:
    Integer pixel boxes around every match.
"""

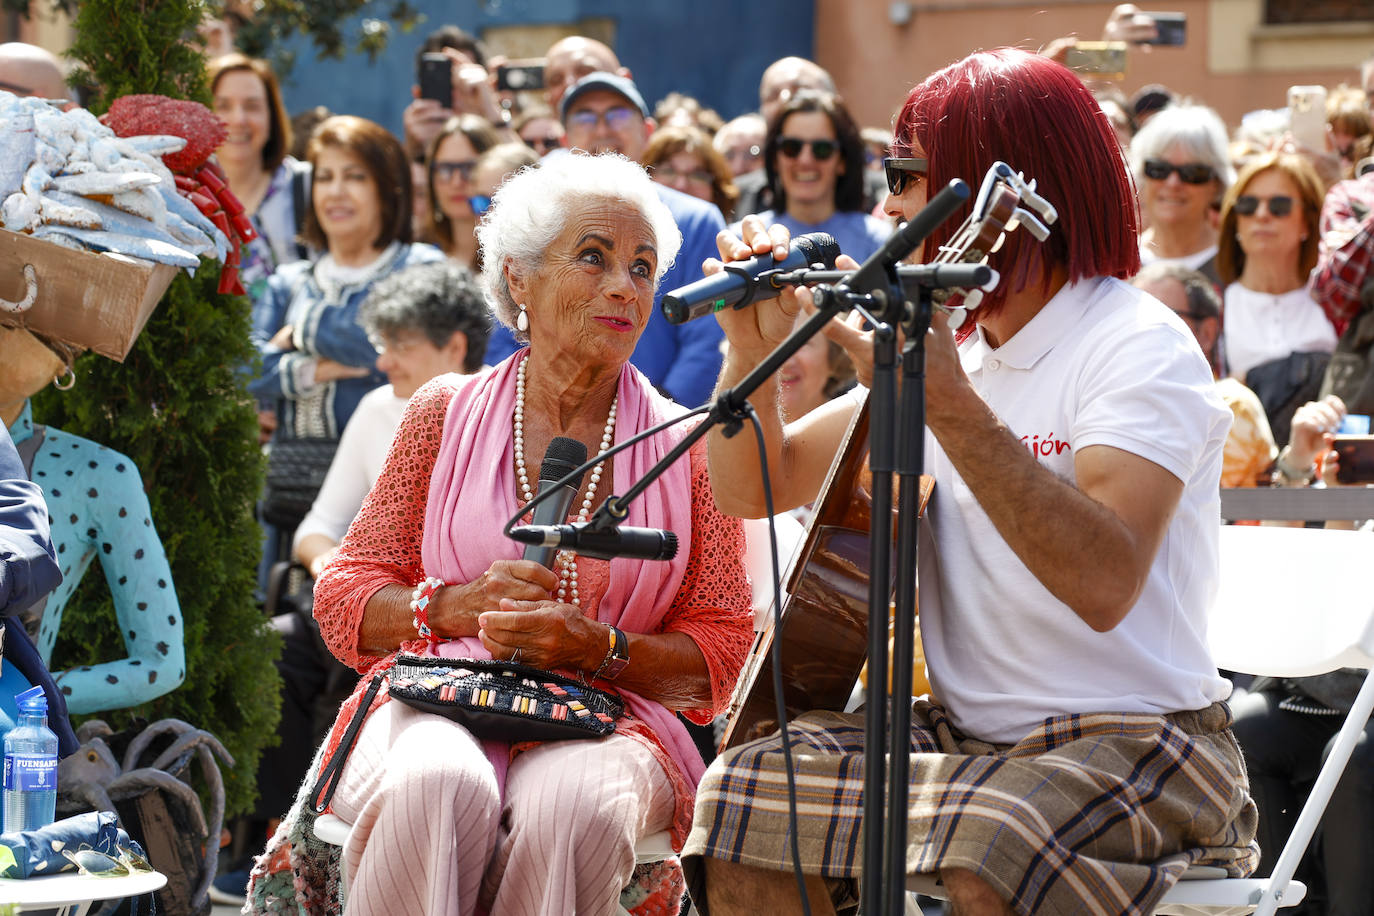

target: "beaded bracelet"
[409,576,445,644]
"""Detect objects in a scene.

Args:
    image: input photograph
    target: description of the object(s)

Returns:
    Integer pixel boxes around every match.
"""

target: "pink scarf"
[420,351,706,790]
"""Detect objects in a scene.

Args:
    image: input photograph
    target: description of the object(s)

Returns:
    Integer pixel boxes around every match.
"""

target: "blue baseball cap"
[559,71,649,122]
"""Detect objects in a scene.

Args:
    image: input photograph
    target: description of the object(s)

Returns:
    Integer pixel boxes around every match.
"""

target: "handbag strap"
[310,674,384,814]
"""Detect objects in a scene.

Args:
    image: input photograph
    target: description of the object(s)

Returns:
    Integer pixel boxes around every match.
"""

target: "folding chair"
[909,523,1374,915]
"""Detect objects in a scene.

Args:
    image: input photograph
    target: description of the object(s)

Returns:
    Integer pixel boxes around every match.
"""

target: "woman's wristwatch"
[1273,447,1316,486]
[593,624,630,681]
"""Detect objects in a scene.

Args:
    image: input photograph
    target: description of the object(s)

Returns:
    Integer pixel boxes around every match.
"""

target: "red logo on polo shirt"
[1021,432,1070,458]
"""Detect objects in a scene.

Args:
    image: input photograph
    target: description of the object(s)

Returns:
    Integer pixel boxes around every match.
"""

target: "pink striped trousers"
[328,700,674,915]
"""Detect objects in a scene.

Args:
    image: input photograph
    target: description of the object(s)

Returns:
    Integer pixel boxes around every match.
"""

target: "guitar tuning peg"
[980,268,1001,293]
[945,306,967,330]
[990,233,1007,255]
[962,289,984,310]
[1013,207,1052,241]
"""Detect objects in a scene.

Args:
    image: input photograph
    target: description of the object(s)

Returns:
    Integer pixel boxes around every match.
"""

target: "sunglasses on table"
[1142,159,1215,184]
[777,137,839,160]
[1233,194,1295,217]
[883,157,928,195]
[62,845,154,878]
[433,160,477,182]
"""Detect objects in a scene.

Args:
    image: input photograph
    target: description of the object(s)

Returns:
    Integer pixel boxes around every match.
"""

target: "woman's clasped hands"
[434,558,604,671]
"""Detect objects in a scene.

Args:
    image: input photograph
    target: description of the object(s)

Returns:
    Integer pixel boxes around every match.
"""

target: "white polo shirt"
[916,276,1234,744]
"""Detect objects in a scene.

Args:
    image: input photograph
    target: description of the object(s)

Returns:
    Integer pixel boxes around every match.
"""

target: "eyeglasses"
[566,106,638,132]
[469,194,492,215]
[523,135,561,154]
[654,164,713,185]
[722,143,761,165]
[1142,159,1215,184]
[777,137,839,160]
[883,157,928,195]
[62,845,153,878]
[1233,194,1295,217]
[433,160,476,183]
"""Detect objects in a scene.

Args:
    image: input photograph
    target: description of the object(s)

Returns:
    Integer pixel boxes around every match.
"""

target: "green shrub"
[30,0,282,817]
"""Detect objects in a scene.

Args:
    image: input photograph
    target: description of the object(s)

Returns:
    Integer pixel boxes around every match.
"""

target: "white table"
[0,869,166,914]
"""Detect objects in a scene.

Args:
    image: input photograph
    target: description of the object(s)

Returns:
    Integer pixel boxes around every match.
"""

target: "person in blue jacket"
[483,72,726,408]
[249,115,444,442]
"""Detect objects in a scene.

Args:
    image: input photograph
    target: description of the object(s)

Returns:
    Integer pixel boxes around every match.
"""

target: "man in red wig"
[684,48,1258,915]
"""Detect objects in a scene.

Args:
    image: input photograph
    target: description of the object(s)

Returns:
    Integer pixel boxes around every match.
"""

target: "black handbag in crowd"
[261,436,338,530]
[1246,350,1331,448]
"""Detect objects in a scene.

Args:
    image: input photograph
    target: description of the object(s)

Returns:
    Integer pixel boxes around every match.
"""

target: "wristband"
[409,576,445,644]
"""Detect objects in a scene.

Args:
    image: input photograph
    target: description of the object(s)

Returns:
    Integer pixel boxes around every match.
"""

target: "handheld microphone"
[509,522,679,562]
[661,231,841,324]
[520,436,588,568]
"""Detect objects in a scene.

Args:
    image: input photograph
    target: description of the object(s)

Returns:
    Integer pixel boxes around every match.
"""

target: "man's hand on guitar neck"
[707,218,862,518]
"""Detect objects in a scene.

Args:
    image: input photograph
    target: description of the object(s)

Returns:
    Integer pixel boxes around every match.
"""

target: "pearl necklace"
[513,357,617,606]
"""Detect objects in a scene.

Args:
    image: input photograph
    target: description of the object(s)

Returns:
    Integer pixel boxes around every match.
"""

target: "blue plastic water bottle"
[3,686,59,833]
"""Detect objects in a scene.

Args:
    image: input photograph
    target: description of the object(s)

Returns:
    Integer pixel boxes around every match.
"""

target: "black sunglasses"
[524,136,561,154]
[777,137,839,160]
[1142,159,1215,184]
[884,157,928,195]
[1233,194,1295,217]
[433,160,477,182]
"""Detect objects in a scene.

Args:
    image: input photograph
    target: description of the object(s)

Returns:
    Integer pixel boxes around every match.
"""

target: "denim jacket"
[250,242,445,438]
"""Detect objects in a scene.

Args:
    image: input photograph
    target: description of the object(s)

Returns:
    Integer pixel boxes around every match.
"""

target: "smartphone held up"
[419,53,453,110]
[1333,435,1374,485]
[496,60,545,93]
[1288,85,1328,152]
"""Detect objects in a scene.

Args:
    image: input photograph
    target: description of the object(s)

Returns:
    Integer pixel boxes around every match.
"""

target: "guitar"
[719,162,1058,750]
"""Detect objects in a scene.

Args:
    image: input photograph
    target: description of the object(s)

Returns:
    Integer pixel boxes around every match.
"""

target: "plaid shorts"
[683,700,1258,915]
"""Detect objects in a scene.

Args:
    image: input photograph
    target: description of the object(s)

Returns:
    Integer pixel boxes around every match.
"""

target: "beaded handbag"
[385,655,624,742]
[310,655,627,815]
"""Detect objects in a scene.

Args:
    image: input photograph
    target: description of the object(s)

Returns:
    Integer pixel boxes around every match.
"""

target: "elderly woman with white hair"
[1129,103,1236,286]
[246,152,754,916]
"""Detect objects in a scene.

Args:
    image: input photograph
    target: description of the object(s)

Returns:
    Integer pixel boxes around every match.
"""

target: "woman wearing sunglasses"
[735,89,889,263]
[1216,152,1336,443]
[424,114,501,270]
[1129,104,1235,286]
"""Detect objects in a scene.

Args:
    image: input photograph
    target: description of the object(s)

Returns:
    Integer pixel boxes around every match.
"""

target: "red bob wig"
[893,49,1139,316]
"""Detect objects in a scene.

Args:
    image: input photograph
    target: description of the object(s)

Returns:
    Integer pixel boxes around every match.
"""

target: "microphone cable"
[743,402,812,916]
[500,399,811,914]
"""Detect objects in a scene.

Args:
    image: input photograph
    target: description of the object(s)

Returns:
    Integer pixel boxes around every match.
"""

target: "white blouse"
[1223,283,1336,382]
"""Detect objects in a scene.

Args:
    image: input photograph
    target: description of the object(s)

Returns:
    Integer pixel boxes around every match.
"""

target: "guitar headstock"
[932,161,1059,327]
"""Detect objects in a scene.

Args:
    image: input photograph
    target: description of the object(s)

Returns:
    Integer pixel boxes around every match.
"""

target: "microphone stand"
[567,181,979,915]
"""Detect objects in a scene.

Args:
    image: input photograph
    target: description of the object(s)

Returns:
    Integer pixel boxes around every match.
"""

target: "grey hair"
[1128,103,1236,191]
[358,261,493,373]
[476,151,682,343]
[1132,261,1221,320]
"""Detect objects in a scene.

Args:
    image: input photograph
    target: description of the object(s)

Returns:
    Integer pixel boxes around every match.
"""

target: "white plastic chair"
[908,524,1374,915]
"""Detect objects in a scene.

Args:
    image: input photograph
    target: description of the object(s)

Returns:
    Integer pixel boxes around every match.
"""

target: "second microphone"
[661,231,840,324]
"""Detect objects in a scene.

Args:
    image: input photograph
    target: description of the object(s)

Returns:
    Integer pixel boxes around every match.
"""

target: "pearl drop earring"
[516,302,529,332]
